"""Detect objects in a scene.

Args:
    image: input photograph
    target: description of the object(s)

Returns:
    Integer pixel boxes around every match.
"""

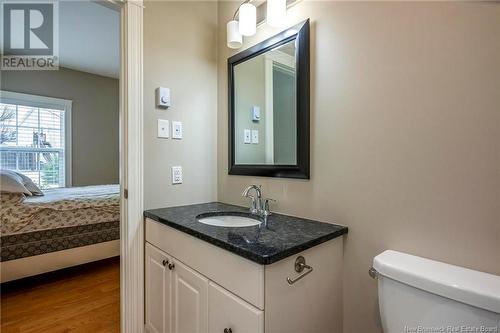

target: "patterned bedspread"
[1,185,120,236]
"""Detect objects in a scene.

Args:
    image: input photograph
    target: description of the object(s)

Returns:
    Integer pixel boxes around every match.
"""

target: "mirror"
[228,20,310,179]
[234,40,297,165]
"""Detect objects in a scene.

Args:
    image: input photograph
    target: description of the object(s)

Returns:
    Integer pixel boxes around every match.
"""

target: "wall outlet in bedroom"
[171,166,182,184]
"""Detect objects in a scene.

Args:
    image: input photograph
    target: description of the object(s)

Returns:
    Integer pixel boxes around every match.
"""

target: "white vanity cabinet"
[208,282,264,333]
[145,218,343,333]
[147,243,210,333]
[145,242,262,333]
[145,243,172,333]
[171,256,209,333]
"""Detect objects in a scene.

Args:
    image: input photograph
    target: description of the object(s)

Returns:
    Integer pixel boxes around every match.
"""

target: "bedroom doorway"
[0,0,137,331]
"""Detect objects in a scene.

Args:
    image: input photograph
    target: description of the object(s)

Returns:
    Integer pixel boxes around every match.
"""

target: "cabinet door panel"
[208,282,264,333]
[146,219,265,309]
[145,243,172,333]
[172,260,208,333]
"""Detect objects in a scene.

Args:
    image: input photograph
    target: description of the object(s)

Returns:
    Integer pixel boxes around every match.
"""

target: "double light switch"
[158,120,182,139]
[244,129,258,144]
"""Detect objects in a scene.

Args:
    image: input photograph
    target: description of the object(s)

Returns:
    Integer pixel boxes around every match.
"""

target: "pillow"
[0,170,32,196]
[14,171,44,196]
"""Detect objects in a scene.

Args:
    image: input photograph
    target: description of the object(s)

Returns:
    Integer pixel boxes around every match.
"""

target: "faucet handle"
[263,198,276,216]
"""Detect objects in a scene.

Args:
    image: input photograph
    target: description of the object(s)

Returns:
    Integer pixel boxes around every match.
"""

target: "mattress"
[0,185,120,261]
[0,221,119,262]
[1,184,120,235]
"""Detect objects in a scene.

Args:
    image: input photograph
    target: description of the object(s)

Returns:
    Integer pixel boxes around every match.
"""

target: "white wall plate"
[172,121,183,139]
[157,119,169,138]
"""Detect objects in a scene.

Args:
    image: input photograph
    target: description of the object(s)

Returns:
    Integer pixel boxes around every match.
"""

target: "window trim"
[0,90,73,187]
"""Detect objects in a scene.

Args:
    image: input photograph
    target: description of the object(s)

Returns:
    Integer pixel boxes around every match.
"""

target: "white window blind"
[0,91,72,189]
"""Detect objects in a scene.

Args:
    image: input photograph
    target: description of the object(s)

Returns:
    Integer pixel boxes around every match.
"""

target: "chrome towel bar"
[287,256,313,285]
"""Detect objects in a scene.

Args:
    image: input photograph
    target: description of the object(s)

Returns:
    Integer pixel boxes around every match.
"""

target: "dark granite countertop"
[144,202,348,265]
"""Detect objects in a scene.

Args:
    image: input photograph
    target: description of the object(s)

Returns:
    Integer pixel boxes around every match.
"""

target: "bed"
[0,184,120,282]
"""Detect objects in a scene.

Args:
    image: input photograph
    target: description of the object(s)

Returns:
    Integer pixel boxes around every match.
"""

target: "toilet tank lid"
[373,250,500,314]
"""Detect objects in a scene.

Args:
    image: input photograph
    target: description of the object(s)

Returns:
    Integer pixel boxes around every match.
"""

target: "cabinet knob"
[168,263,175,270]
[162,259,169,266]
[224,329,232,333]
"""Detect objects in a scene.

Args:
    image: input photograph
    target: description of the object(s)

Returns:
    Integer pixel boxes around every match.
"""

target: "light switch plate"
[171,166,182,184]
[244,129,251,144]
[172,121,183,139]
[157,119,169,138]
[251,130,259,144]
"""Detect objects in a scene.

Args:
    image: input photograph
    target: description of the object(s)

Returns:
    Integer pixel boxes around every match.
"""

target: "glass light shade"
[267,0,286,28]
[238,3,256,36]
[227,20,242,49]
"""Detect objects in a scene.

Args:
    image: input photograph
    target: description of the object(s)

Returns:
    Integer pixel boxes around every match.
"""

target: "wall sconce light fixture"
[227,0,288,49]
[267,0,286,28]
[227,20,243,49]
[238,3,257,36]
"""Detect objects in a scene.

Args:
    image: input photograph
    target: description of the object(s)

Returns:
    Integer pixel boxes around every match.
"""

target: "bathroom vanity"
[144,202,347,333]
[143,20,345,333]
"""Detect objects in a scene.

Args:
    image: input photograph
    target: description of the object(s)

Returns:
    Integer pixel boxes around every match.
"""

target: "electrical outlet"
[171,166,182,184]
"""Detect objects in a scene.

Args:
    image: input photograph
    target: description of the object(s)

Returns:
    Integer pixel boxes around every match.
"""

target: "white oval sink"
[197,214,261,228]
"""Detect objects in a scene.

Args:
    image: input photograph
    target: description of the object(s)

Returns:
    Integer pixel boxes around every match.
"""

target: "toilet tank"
[373,250,500,333]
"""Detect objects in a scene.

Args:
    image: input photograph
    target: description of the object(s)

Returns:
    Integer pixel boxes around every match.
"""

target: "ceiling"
[59,1,119,78]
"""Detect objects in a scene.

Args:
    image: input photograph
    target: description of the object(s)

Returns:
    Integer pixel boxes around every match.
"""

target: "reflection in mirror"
[234,40,297,165]
[228,19,309,179]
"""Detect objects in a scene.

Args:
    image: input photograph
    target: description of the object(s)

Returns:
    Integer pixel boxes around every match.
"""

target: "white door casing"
[117,0,144,333]
[264,50,295,164]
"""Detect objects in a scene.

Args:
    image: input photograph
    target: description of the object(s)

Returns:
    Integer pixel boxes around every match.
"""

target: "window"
[0,91,72,189]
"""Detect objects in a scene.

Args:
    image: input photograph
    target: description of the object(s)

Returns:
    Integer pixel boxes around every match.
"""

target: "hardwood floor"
[1,257,120,333]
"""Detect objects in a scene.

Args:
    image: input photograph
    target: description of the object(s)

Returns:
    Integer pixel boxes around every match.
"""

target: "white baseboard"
[0,240,120,283]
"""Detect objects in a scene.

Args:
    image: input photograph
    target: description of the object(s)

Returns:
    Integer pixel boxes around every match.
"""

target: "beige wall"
[1,67,119,186]
[217,2,500,332]
[143,0,218,209]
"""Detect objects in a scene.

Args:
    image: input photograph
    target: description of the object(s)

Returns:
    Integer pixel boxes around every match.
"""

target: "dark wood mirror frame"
[228,19,310,179]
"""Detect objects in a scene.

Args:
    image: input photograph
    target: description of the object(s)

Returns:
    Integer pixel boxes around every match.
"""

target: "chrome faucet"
[242,185,275,217]
[242,185,262,215]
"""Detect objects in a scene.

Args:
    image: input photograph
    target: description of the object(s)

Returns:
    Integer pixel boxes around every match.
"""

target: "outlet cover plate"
[171,166,182,184]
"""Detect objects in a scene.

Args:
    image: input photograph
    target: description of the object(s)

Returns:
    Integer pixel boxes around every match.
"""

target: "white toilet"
[372,250,500,333]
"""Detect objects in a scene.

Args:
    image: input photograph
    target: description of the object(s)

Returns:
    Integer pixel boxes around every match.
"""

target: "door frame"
[108,0,145,332]
[263,51,295,164]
